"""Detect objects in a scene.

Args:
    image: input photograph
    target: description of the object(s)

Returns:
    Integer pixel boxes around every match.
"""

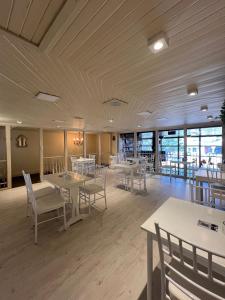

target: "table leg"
[131,169,134,193]
[66,185,82,227]
[147,232,153,300]
[144,173,147,192]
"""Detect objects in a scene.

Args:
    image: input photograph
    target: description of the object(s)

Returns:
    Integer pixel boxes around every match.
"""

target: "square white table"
[141,197,225,300]
[44,172,89,227]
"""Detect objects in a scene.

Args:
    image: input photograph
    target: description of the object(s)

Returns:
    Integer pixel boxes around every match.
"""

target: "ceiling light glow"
[148,32,169,54]
[16,120,22,124]
[200,105,208,112]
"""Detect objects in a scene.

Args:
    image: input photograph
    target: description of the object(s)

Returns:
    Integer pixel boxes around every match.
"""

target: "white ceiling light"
[137,111,152,117]
[16,120,22,124]
[156,117,168,121]
[103,98,128,107]
[52,119,65,123]
[35,92,60,102]
[187,86,198,96]
[137,125,142,128]
[200,105,208,112]
[148,32,169,54]
[108,119,114,123]
[207,115,213,120]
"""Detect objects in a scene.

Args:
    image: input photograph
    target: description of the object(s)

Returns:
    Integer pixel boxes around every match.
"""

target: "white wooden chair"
[155,223,225,300]
[22,170,56,217]
[189,182,225,210]
[126,163,147,191]
[79,169,107,215]
[24,172,67,244]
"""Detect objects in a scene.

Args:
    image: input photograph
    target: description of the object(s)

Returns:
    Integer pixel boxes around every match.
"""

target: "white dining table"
[141,197,225,300]
[112,162,146,192]
[44,172,90,227]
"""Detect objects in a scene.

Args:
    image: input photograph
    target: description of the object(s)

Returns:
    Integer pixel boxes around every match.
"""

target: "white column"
[83,132,87,157]
[98,133,101,165]
[134,132,137,157]
[184,127,187,178]
[155,130,159,173]
[64,130,68,171]
[5,125,12,188]
[40,128,44,181]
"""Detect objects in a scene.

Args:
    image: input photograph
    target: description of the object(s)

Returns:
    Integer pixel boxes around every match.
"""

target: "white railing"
[0,160,7,187]
[43,156,65,174]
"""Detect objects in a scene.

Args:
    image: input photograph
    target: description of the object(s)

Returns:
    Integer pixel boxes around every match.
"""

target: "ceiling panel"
[0,0,66,45]
[0,0,224,132]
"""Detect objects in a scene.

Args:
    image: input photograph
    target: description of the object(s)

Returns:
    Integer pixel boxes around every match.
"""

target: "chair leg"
[63,204,67,230]
[34,214,38,244]
[104,191,107,209]
[88,194,91,215]
[26,200,30,217]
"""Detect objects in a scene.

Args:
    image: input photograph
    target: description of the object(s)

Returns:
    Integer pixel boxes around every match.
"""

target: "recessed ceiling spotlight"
[148,32,169,54]
[108,119,114,123]
[207,115,213,120]
[200,105,208,112]
[35,92,60,102]
[137,125,142,128]
[187,85,198,96]
[56,125,61,128]
[137,111,152,117]
[16,120,22,124]
[156,117,168,121]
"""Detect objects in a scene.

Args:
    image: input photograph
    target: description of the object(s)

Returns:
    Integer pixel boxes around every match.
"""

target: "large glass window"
[159,129,184,176]
[137,131,155,156]
[187,126,222,168]
[119,133,134,157]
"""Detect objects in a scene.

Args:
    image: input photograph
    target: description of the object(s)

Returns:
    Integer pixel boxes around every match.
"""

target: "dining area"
[1,0,225,299]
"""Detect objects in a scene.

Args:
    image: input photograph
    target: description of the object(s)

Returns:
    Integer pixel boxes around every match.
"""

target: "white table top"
[74,158,95,163]
[44,172,88,189]
[113,163,138,169]
[141,197,225,257]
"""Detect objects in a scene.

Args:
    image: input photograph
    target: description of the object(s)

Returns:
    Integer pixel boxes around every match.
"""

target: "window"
[119,133,134,157]
[137,131,155,156]
[187,126,222,168]
[159,129,184,176]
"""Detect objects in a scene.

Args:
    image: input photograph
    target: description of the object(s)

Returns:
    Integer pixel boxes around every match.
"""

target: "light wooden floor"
[0,170,189,300]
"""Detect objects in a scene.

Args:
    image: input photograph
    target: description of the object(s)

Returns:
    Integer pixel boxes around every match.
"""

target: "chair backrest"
[95,168,107,189]
[89,154,96,160]
[22,171,37,212]
[207,169,225,184]
[189,182,225,210]
[155,223,225,300]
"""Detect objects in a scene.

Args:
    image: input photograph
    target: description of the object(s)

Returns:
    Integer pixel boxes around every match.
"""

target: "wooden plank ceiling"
[0,0,224,132]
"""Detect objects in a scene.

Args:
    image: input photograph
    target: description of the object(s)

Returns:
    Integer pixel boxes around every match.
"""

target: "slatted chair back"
[189,182,225,210]
[95,168,107,189]
[23,172,37,212]
[207,169,225,184]
[155,223,225,300]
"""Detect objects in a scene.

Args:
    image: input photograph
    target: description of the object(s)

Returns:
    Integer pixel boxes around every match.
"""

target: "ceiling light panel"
[35,92,60,102]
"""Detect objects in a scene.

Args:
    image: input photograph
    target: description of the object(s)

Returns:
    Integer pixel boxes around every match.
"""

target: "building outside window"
[137,131,155,158]
[187,126,222,170]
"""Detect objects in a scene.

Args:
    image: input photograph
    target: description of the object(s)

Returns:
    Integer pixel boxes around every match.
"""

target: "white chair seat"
[79,183,103,194]
[34,186,55,199]
[36,193,65,214]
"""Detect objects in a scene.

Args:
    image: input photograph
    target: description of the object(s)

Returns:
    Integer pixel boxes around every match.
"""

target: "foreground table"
[141,197,225,300]
[44,172,89,227]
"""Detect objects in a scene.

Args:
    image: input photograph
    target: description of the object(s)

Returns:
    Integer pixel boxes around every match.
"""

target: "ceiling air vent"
[103,98,128,107]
